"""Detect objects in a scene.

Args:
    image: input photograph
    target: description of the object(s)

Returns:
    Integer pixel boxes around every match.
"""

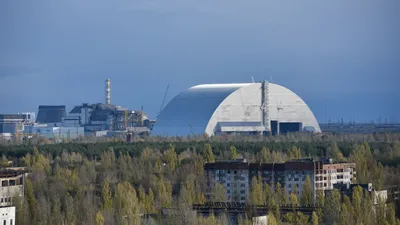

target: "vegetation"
[1,133,399,225]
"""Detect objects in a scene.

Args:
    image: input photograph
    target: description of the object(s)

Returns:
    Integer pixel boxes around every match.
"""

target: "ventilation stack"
[105,78,111,105]
[261,80,270,133]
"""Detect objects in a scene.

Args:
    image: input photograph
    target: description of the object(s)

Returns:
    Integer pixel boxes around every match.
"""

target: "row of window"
[0,197,12,203]
[3,219,13,225]
[1,177,23,187]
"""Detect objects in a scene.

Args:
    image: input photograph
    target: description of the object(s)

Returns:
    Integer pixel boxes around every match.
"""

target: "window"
[1,198,3,203]
[9,180,16,186]
[240,183,245,187]
[227,183,230,187]
[3,220,5,225]
[1,181,7,187]
[10,219,13,225]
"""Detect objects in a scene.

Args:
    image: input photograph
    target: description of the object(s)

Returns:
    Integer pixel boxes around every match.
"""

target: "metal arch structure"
[151,82,321,137]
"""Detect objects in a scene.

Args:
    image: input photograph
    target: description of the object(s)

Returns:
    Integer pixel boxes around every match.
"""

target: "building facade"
[205,159,356,203]
[0,206,15,225]
[0,169,26,207]
[205,160,250,202]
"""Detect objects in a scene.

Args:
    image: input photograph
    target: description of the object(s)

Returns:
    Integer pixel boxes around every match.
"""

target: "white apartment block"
[0,206,15,225]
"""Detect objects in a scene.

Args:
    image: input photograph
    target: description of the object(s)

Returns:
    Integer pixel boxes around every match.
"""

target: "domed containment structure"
[151,82,320,136]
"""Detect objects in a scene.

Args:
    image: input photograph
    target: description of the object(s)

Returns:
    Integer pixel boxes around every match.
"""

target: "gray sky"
[1,0,399,123]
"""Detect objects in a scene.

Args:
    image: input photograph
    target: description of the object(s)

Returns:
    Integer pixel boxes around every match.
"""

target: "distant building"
[205,158,356,203]
[23,125,84,140]
[0,206,15,225]
[0,115,25,134]
[152,82,321,137]
[36,105,67,126]
[68,103,153,134]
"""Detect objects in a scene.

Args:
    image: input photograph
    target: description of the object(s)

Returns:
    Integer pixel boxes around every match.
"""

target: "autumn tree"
[204,144,215,163]
[327,142,344,162]
[323,190,341,225]
[101,180,113,211]
[164,144,178,172]
[210,182,227,202]
[300,175,313,206]
[259,146,271,163]
[250,176,263,205]
[230,145,238,159]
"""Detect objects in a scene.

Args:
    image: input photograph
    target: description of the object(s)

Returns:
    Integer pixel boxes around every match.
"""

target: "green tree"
[95,211,105,225]
[260,146,271,163]
[114,181,141,225]
[267,212,278,225]
[386,203,396,225]
[204,144,215,163]
[296,212,309,225]
[251,176,263,205]
[164,144,178,172]
[300,175,313,206]
[327,142,344,162]
[316,190,325,224]
[25,179,37,223]
[352,186,363,224]
[102,180,113,211]
[0,154,8,167]
[312,211,319,225]
[276,182,287,205]
[323,190,341,225]
[230,145,238,159]
[210,182,227,202]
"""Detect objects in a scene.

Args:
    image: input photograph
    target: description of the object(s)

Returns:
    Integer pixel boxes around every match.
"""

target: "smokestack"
[105,78,111,105]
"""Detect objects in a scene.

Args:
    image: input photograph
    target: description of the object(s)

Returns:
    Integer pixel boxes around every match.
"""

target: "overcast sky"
[1,0,399,123]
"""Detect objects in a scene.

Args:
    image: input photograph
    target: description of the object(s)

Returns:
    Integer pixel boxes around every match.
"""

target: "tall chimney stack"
[105,78,111,105]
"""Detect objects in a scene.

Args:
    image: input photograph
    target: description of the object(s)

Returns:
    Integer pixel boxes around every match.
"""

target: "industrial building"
[36,105,67,125]
[152,81,321,137]
[205,158,356,203]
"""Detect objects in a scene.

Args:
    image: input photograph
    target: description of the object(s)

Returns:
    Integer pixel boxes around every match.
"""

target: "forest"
[1,133,400,225]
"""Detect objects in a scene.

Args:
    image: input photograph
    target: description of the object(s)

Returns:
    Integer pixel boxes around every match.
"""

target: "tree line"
[1,133,399,224]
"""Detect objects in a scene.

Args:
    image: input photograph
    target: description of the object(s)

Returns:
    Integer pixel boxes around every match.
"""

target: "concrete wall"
[0,207,15,225]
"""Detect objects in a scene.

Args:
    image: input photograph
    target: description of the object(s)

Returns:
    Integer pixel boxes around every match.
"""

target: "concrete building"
[36,105,67,126]
[0,115,25,134]
[205,158,356,203]
[205,159,250,202]
[0,169,26,208]
[24,125,84,140]
[152,82,321,137]
[0,206,15,225]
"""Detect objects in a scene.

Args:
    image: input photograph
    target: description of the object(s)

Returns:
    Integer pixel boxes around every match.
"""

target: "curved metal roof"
[151,83,320,136]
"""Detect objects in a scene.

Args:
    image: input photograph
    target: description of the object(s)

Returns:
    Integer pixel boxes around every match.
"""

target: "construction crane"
[157,84,170,119]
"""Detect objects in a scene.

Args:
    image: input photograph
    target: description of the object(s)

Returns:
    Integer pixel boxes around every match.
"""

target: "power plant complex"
[152,81,320,136]
[1,79,325,141]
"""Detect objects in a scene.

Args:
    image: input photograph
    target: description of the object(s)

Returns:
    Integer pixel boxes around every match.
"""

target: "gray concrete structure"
[152,82,320,136]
